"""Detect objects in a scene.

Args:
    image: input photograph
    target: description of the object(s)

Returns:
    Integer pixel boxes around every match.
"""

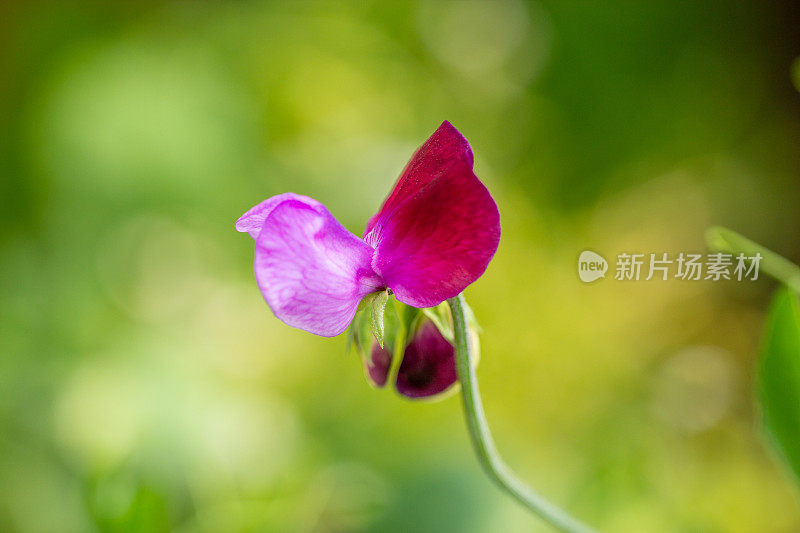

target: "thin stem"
[447,294,596,533]
[706,226,800,292]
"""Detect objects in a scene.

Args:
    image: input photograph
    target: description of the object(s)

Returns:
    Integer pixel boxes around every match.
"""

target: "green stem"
[706,226,800,292]
[447,294,596,533]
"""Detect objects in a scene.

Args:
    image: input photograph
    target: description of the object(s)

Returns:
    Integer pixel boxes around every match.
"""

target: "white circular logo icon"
[578,250,608,283]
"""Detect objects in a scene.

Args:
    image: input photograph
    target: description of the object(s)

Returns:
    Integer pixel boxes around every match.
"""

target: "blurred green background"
[2,1,800,531]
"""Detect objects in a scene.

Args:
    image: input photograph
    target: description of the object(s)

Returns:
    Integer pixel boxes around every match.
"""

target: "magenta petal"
[236,193,321,239]
[364,121,474,238]
[366,123,500,308]
[254,198,384,337]
[396,321,457,399]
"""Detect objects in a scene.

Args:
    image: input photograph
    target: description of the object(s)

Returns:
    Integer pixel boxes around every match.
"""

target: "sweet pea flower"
[235,122,596,531]
[235,121,500,336]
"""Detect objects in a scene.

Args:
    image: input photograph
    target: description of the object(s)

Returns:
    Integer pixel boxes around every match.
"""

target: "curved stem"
[706,226,800,292]
[447,294,596,533]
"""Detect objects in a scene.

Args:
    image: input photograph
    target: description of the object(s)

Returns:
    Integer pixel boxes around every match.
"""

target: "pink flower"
[235,121,500,336]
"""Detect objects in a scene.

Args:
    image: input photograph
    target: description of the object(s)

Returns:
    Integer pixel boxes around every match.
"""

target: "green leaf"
[759,287,800,483]
[370,290,390,348]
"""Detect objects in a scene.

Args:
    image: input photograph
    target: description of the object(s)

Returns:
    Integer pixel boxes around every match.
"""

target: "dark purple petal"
[396,321,458,399]
[365,343,393,387]
[253,197,384,337]
[365,123,500,308]
[235,192,320,239]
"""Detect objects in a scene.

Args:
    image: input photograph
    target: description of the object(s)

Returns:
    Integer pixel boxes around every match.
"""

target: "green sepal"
[345,304,371,359]
[384,300,423,387]
[422,303,454,342]
[370,290,390,348]
[357,291,379,313]
[349,293,410,390]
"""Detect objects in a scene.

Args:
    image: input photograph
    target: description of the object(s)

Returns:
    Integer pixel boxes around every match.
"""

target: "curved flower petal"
[364,121,474,237]
[365,343,392,387]
[254,197,384,336]
[235,192,319,239]
[366,123,500,308]
[396,321,457,399]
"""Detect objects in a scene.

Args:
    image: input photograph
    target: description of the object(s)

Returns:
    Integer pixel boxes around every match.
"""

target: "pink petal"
[254,197,384,337]
[235,193,319,239]
[396,321,457,399]
[366,123,500,308]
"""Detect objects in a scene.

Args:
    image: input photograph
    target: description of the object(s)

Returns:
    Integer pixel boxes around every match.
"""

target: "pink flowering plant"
[237,122,594,532]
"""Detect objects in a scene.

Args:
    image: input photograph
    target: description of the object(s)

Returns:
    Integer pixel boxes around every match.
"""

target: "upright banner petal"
[367,123,500,308]
[364,121,474,238]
